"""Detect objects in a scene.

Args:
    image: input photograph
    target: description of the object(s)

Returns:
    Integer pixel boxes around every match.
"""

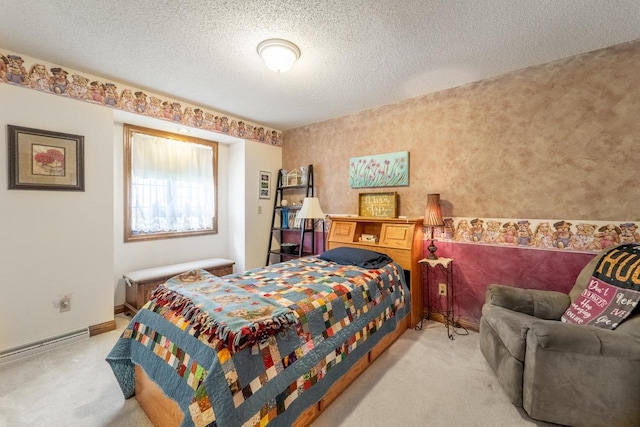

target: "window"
[124,124,218,242]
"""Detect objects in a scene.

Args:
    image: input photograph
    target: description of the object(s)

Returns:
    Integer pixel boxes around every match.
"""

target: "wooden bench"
[123,258,235,314]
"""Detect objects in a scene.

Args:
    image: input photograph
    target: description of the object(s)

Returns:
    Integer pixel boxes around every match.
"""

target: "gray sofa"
[479,247,640,427]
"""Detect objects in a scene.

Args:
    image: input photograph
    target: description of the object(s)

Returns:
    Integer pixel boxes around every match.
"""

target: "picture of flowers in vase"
[32,144,65,176]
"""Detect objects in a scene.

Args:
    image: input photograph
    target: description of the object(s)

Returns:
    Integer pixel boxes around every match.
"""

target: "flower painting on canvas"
[349,151,409,188]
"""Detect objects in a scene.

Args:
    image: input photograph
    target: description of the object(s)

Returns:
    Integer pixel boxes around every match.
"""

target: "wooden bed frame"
[134,216,424,426]
[135,314,408,427]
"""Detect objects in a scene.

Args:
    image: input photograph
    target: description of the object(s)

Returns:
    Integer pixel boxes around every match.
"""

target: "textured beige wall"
[283,40,640,221]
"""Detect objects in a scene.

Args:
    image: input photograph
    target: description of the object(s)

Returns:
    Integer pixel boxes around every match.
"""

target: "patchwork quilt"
[107,256,409,427]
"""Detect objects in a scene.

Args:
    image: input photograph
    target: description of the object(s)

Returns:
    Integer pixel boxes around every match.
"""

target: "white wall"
[0,83,283,352]
[226,139,282,272]
[227,141,247,272]
[111,113,237,305]
[244,140,282,270]
[0,84,114,350]
[112,122,282,301]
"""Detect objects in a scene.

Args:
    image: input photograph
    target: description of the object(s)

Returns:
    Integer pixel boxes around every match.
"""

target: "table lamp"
[424,193,444,259]
[298,197,326,254]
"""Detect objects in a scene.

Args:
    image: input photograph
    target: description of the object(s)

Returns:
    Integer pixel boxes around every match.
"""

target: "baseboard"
[427,312,479,333]
[0,328,89,365]
[88,320,117,336]
[455,317,479,332]
[89,305,127,337]
[1,317,119,365]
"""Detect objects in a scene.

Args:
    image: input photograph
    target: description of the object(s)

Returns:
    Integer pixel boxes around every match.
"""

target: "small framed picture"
[7,125,84,191]
[259,170,271,199]
[358,191,398,218]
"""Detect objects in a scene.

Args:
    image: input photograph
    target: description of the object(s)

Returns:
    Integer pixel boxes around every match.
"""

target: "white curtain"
[130,132,214,234]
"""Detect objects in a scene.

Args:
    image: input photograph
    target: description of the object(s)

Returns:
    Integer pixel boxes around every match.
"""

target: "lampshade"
[297,197,325,219]
[257,39,300,72]
[424,194,444,226]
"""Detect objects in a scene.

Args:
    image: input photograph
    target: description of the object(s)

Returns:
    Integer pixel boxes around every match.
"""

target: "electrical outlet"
[60,297,71,312]
[438,283,447,296]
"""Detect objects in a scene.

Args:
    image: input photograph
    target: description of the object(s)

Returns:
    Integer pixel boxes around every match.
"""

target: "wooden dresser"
[326,216,424,328]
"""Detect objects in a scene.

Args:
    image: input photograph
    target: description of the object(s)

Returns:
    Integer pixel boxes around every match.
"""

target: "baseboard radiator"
[0,327,90,365]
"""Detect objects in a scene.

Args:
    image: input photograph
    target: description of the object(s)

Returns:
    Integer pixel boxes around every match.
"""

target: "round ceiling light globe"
[257,39,301,73]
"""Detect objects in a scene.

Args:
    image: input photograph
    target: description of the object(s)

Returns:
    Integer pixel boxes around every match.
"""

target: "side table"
[417,257,457,339]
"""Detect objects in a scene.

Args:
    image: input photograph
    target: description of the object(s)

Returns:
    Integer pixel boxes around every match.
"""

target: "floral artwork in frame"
[349,151,409,188]
[7,125,84,191]
[259,170,271,199]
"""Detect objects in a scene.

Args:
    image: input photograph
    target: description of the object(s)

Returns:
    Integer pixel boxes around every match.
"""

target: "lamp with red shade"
[424,194,444,259]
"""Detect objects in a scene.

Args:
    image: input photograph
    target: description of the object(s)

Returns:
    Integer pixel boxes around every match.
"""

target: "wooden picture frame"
[8,125,84,191]
[259,170,271,199]
[358,191,398,218]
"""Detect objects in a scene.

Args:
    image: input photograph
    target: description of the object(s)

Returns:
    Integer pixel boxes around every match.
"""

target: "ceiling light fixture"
[177,128,190,134]
[257,38,301,73]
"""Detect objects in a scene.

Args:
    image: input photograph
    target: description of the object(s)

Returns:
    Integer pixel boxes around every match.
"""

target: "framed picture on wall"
[7,125,85,191]
[349,151,409,188]
[259,170,271,199]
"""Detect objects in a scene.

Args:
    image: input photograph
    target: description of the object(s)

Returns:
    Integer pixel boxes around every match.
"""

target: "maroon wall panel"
[426,241,597,326]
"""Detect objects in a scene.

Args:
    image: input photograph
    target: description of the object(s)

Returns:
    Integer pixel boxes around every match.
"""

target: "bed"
[107,248,412,427]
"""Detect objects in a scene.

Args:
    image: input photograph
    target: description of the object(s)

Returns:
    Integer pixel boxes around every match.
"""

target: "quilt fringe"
[150,285,297,354]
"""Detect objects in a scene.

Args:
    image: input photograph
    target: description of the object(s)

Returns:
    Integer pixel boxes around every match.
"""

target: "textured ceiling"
[1,1,638,131]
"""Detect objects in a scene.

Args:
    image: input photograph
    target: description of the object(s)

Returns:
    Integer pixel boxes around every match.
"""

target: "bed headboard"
[326,216,424,327]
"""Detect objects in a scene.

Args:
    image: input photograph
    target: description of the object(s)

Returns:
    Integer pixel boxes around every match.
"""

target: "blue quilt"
[107,256,409,427]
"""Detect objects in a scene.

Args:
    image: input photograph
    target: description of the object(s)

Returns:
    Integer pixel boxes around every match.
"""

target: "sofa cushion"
[481,303,537,361]
[561,244,640,329]
[486,284,570,320]
[479,314,525,406]
[523,323,640,427]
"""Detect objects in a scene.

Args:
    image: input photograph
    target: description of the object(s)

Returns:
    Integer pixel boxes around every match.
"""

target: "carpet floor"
[0,315,557,427]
